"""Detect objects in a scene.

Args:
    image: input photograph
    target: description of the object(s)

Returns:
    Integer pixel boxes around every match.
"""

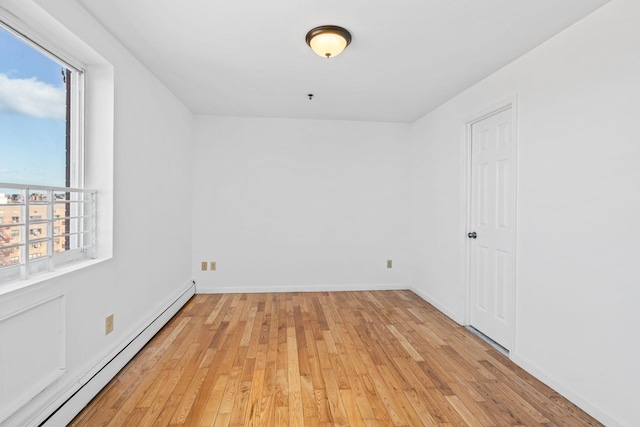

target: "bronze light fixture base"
[305,25,352,58]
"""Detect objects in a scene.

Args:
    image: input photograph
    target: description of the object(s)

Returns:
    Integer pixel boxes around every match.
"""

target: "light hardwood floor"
[70,291,601,426]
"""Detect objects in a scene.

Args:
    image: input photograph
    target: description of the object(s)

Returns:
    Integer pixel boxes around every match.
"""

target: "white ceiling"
[76,0,610,123]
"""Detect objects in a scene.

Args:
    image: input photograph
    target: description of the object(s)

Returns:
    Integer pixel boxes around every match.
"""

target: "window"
[0,24,82,188]
[0,21,96,283]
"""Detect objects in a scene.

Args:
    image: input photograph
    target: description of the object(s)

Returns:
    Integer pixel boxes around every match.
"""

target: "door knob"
[468,232,477,239]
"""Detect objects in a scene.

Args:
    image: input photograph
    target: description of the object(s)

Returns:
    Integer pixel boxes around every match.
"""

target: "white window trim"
[0,4,114,298]
[0,10,86,73]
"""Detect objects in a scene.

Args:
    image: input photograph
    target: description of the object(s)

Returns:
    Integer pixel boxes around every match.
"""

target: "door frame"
[461,95,518,353]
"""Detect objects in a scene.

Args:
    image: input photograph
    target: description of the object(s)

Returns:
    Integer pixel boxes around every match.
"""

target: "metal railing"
[0,183,96,283]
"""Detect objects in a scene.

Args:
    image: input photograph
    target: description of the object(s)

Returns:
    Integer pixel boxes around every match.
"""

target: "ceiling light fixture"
[305,25,352,58]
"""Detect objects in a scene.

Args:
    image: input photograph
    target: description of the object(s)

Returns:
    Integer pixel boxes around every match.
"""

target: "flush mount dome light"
[305,25,352,58]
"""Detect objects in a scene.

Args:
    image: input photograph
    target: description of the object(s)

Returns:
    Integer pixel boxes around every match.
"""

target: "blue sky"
[0,26,67,188]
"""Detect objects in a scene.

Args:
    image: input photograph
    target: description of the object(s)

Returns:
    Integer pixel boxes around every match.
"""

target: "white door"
[469,107,515,350]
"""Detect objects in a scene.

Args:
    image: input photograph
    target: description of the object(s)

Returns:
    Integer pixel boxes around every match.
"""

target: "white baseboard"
[36,281,195,427]
[408,285,463,324]
[407,286,623,426]
[196,283,407,294]
[510,353,626,427]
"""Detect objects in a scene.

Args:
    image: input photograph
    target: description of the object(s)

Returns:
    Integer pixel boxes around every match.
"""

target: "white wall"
[409,1,640,425]
[193,116,412,292]
[0,1,195,425]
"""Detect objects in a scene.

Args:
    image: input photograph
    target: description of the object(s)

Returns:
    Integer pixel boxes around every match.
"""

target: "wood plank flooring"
[70,291,601,426]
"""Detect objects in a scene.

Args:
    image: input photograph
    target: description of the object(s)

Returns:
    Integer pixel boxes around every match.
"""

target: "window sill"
[0,257,109,298]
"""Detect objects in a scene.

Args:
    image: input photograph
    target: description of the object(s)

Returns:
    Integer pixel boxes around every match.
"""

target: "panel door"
[469,107,515,350]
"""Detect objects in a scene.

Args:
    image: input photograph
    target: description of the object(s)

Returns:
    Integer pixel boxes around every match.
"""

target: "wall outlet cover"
[105,314,114,335]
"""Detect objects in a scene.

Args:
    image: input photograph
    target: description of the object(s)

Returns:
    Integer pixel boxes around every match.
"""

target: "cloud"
[0,73,65,120]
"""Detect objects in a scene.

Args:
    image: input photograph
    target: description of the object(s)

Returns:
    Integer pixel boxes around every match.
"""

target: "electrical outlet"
[210,261,216,271]
[201,261,207,271]
[105,314,114,335]
[387,260,393,269]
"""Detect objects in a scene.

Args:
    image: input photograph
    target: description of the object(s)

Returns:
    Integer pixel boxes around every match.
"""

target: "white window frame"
[0,20,97,286]
[0,2,114,301]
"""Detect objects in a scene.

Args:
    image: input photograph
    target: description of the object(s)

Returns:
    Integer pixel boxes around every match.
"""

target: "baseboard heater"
[37,282,195,427]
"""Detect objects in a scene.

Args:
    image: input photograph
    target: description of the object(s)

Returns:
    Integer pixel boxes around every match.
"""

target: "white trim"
[0,9,85,72]
[510,354,627,427]
[32,281,195,427]
[462,95,518,352]
[0,294,66,424]
[408,286,620,426]
[196,283,406,294]
[462,96,517,126]
[70,68,85,190]
[0,258,105,298]
[408,286,463,324]
[0,292,64,322]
